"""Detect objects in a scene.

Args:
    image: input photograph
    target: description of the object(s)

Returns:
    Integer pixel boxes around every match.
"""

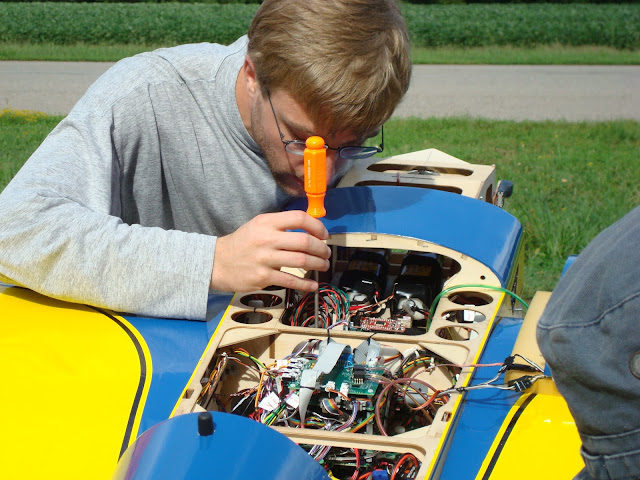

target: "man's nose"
[325,150,340,183]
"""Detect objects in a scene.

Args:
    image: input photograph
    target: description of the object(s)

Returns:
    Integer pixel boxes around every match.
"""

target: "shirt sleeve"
[0,66,216,320]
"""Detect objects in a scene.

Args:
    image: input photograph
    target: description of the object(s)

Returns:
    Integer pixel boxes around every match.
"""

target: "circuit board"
[287,356,386,398]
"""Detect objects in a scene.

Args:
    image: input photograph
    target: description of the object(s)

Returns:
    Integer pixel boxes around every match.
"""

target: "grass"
[411,45,640,65]
[2,109,639,300]
[1,42,639,64]
[0,109,62,190]
[383,117,640,300]
[0,42,165,62]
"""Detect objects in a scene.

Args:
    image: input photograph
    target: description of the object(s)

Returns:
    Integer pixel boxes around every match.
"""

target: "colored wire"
[385,353,403,363]
[350,293,394,315]
[512,353,545,373]
[197,354,228,404]
[350,449,360,480]
[427,284,530,330]
[292,283,350,327]
[374,377,438,436]
[321,397,344,415]
[326,388,352,402]
[435,368,510,397]
[264,403,287,426]
[233,348,266,370]
[349,413,375,433]
[254,369,269,408]
[390,453,419,480]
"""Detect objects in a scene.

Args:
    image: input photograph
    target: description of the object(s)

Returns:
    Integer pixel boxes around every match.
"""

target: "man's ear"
[243,55,259,100]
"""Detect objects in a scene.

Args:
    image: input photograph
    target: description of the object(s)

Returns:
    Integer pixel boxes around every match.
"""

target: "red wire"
[390,453,419,480]
[375,377,438,436]
[350,448,360,480]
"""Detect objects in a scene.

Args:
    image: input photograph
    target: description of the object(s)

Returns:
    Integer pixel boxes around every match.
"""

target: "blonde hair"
[248,0,411,136]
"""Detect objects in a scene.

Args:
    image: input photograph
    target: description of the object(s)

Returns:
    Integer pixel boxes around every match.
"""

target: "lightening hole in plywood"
[231,311,273,324]
[447,291,493,306]
[262,285,285,291]
[442,309,486,324]
[435,326,478,341]
[239,293,283,308]
[367,164,473,176]
[354,181,463,195]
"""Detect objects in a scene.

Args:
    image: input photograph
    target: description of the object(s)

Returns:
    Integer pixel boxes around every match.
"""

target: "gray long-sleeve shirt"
[0,36,292,319]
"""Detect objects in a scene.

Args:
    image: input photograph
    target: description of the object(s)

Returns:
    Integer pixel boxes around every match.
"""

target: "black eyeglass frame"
[266,91,384,160]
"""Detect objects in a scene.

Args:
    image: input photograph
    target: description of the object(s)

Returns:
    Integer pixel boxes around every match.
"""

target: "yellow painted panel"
[477,392,584,480]
[0,287,151,480]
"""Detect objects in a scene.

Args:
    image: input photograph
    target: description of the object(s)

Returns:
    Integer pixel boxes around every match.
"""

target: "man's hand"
[210,211,331,293]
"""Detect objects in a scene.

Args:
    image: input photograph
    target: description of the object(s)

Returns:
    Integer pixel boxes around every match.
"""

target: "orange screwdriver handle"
[304,136,326,218]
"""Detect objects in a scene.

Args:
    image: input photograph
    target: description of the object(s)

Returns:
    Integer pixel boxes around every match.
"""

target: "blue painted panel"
[287,186,522,286]
[114,412,330,480]
[561,255,578,277]
[436,317,523,479]
[124,293,232,432]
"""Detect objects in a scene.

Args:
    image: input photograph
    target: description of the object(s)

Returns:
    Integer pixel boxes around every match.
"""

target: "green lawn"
[2,109,639,300]
[0,109,62,191]
[411,45,640,65]
[1,42,638,64]
[383,117,640,299]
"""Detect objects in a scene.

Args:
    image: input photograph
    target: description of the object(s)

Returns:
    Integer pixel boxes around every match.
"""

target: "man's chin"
[277,175,306,197]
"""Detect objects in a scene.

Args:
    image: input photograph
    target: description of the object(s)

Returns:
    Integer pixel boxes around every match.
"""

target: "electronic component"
[352,364,366,385]
[303,448,420,480]
[280,250,449,335]
[283,283,350,328]
[392,253,443,325]
[359,316,407,333]
[339,249,389,307]
[193,338,461,480]
[199,338,450,432]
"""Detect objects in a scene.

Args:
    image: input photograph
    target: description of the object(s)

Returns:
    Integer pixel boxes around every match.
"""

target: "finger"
[269,231,331,260]
[263,249,330,272]
[268,270,320,293]
[265,211,330,240]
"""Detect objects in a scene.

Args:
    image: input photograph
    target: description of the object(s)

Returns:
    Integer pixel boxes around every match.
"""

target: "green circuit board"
[287,357,384,397]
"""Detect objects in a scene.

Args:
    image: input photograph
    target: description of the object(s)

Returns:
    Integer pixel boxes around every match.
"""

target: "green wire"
[234,350,266,370]
[427,284,529,330]
[265,403,286,426]
[295,284,350,327]
[350,413,375,432]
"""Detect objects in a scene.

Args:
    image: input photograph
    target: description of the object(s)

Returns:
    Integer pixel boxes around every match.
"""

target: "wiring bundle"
[280,248,528,336]
[196,337,463,479]
[189,247,534,479]
[194,332,546,479]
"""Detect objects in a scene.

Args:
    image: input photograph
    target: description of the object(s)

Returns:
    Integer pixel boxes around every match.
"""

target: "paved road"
[1,61,639,121]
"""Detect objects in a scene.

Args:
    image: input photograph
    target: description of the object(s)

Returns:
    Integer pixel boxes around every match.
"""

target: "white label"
[285,393,300,409]
[258,392,280,412]
[276,359,289,369]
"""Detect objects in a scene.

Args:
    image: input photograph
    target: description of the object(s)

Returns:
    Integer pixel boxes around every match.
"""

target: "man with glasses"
[0,0,411,319]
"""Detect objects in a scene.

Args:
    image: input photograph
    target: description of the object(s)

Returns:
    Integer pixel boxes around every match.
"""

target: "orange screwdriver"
[305,136,326,218]
[304,136,326,327]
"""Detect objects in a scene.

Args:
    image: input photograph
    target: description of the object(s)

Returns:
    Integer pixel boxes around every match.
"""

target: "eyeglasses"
[267,91,383,160]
